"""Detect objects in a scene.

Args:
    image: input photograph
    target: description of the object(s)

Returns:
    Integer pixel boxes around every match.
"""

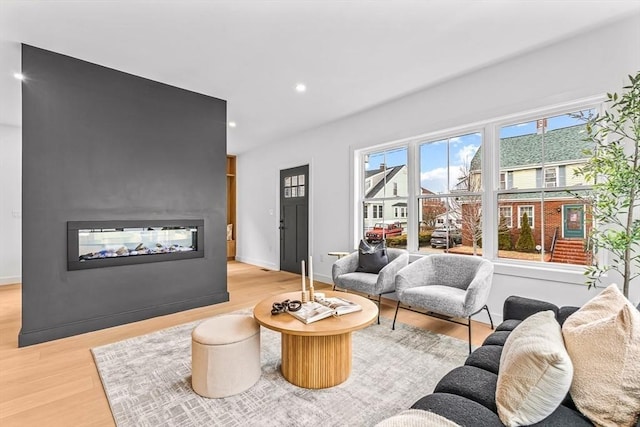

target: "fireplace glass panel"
[78,226,198,261]
[67,220,204,270]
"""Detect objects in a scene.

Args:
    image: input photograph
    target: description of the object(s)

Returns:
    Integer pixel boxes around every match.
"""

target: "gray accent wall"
[20,45,228,346]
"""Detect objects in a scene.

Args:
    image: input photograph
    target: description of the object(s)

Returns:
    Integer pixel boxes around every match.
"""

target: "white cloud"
[421,143,480,192]
[456,144,479,165]
[421,167,447,181]
[420,167,448,193]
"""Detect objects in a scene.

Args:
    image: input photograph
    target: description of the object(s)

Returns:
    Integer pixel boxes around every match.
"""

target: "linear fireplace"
[67,220,204,270]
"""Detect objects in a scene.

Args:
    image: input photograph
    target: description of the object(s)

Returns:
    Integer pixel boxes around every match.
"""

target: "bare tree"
[421,193,446,228]
[450,162,483,255]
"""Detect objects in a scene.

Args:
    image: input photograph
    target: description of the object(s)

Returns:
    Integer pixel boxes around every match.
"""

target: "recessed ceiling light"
[13,73,24,80]
[228,121,236,128]
[295,83,306,93]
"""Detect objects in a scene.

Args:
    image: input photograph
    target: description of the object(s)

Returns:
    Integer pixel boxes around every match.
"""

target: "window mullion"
[483,124,497,260]
[407,140,419,251]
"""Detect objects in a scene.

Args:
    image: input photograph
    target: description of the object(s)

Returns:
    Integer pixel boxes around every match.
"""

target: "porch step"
[551,239,591,265]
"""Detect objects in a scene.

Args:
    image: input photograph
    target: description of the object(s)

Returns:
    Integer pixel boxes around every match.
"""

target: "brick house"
[465,124,593,264]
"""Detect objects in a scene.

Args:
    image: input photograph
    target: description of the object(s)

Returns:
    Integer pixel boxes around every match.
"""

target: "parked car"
[430,227,462,248]
[365,222,403,241]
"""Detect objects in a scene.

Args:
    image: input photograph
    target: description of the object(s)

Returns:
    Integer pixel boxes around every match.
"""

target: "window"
[499,171,513,190]
[361,147,407,248]
[394,205,407,218]
[418,132,482,253]
[372,204,383,219]
[498,109,594,264]
[356,103,596,267]
[544,167,558,187]
[517,205,534,228]
[499,206,512,228]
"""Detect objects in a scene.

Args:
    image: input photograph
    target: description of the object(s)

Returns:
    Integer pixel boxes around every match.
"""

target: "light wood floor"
[0,261,493,427]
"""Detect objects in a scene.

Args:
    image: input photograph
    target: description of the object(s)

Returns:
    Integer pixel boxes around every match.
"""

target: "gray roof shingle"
[470,124,591,171]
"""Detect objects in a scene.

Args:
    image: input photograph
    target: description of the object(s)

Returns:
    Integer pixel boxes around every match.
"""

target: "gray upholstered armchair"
[393,254,494,352]
[332,248,409,324]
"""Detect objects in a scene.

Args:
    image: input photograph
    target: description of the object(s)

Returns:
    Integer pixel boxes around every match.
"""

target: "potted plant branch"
[574,71,640,299]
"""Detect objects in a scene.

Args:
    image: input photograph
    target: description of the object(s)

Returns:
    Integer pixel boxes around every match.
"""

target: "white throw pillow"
[562,284,640,427]
[375,409,461,427]
[496,310,573,427]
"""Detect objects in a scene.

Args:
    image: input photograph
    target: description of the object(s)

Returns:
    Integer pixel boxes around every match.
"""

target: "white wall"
[0,124,22,285]
[237,13,640,320]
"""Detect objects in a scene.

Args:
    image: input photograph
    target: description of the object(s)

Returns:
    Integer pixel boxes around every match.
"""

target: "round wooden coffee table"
[253,291,378,389]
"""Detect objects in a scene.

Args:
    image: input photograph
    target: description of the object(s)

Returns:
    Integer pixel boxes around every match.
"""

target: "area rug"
[91,312,468,427]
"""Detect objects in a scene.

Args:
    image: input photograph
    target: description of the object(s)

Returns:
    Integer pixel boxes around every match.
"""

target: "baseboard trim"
[0,276,21,286]
[18,291,229,347]
[234,256,278,271]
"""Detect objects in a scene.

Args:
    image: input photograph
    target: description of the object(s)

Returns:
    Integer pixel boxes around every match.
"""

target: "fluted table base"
[280,332,352,389]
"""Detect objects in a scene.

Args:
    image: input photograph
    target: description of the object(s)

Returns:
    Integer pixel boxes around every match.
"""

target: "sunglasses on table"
[271,299,303,315]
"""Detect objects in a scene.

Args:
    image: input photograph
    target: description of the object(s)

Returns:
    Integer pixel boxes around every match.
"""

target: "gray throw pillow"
[356,240,388,274]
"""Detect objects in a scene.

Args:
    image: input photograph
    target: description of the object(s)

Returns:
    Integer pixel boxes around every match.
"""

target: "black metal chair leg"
[377,294,382,324]
[392,301,401,330]
[484,305,494,329]
[467,317,472,354]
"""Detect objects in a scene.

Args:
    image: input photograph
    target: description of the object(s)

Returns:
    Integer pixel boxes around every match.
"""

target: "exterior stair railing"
[549,227,559,261]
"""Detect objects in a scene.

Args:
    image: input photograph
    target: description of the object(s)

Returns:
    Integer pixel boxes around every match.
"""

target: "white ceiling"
[1,1,639,154]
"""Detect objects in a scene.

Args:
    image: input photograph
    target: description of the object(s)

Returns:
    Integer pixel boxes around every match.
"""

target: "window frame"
[353,96,604,281]
[372,204,383,219]
[517,205,534,228]
[544,166,558,188]
[499,205,513,228]
[416,130,484,253]
[394,206,407,218]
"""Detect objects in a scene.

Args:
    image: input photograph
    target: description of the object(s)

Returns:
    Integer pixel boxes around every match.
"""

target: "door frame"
[275,160,313,271]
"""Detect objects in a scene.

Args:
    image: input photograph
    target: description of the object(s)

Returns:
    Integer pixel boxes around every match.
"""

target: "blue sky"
[366,133,481,194]
[419,133,481,193]
[500,110,591,138]
[366,110,592,194]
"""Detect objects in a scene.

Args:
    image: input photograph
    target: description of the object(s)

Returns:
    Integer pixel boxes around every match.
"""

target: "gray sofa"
[410,295,640,426]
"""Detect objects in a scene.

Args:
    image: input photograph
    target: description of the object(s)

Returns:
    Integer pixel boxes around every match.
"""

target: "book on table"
[287,296,362,324]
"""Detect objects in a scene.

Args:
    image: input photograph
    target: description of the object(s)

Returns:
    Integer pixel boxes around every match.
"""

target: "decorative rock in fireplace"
[67,220,204,270]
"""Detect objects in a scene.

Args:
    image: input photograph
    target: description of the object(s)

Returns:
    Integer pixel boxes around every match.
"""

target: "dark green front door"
[563,205,584,238]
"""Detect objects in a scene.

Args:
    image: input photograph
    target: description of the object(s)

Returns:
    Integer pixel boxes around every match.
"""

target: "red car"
[366,222,403,241]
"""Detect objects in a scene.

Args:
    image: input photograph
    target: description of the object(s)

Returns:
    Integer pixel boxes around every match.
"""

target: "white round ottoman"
[191,314,261,398]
